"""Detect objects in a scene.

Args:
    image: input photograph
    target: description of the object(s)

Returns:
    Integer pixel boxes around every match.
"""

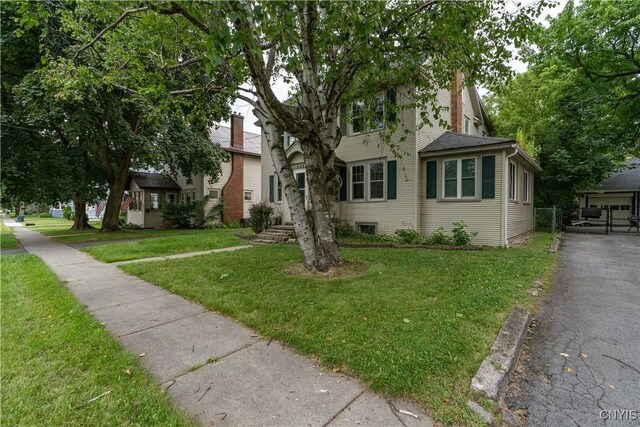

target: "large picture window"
[443,158,476,199]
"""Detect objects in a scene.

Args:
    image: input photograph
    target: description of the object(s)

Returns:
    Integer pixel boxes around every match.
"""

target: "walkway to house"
[4,221,433,427]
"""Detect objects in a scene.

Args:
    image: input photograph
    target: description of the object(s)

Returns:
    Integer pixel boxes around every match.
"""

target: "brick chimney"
[222,113,245,222]
[450,71,463,133]
[230,112,244,148]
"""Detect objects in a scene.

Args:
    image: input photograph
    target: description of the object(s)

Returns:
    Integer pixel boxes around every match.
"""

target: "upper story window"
[464,116,470,135]
[282,132,297,150]
[509,162,518,201]
[351,95,385,135]
[443,158,476,199]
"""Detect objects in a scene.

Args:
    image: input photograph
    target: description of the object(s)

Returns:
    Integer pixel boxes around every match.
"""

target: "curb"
[471,306,532,402]
[547,232,563,253]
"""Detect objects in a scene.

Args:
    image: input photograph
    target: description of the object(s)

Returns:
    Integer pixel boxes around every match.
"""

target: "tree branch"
[163,56,203,71]
[73,7,149,61]
[148,1,210,34]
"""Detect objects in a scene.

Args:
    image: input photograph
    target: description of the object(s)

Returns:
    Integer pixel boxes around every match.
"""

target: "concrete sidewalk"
[6,222,433,427]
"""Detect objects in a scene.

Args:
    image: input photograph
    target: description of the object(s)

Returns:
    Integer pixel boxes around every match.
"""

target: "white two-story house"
[261,76,540,247]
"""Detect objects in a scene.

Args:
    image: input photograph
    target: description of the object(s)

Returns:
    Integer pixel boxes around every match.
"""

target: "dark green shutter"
[339,167,348,201]
[387,160,397,200]
[386,87,397,123]
[426,160,437,199]
[340,105,347,136]
[269,175,275,202]
[482,155,495,199]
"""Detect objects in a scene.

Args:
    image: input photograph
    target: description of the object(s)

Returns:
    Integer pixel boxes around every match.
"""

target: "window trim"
[350,163,366,201]
[243,190,252,201]
[348,159,387,202]
[349,94,385,136]
[209,189,220,200]
[508,161,518,202]
[368,161,385,201]
[523,170,531,204]
[442,157,477,200]
[150,192,160,210]
[356,223,377,235]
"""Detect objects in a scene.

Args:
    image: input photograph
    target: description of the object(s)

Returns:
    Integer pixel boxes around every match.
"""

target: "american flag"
[95,200,106,217]
[120,194,133,212]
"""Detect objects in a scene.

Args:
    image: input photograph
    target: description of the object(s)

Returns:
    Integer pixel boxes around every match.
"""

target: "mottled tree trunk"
[70,195,92,230]
[99,145,133,232]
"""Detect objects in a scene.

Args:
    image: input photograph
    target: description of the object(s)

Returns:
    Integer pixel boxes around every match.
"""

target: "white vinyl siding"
[507,159,534,240]
[421,151,504,247]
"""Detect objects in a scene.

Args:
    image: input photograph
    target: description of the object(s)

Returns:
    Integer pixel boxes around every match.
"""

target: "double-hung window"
[509,162,517,201]
[443,158,476,199]
[369,162,385,200]
[351,95,384,135]
[350,160,386,201]
[523,170,530,203]
[351,165,365,200]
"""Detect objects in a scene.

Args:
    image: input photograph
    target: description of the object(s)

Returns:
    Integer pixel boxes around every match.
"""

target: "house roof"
[419,132,514,153]
[419,131,542,172]
[129,171,180,189]
[210,126,261,156]
[590,158,640,191]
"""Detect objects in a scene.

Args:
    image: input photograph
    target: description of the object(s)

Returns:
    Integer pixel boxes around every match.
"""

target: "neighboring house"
[261,74,541,247]
[578,157,640,219]
[128,171,181,228]
[127,114,261,228]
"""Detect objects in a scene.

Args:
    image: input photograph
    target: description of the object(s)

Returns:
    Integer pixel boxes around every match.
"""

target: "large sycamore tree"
[87,0,545,270]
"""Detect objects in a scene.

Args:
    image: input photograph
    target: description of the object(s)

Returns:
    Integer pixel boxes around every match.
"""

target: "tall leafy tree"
[488,0,639,209]
[9,1,235,231]
[1,0,105,228]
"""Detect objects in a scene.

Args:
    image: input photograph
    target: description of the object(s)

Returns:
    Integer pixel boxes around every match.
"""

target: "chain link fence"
[534,207,563,233]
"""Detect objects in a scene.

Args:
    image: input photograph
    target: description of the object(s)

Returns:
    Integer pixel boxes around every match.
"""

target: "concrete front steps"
[252,224,296,244]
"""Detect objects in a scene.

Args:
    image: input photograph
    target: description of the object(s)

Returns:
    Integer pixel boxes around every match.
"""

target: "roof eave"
[419,142,514,158]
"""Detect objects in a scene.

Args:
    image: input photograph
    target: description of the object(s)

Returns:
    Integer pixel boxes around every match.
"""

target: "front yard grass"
[1,254,194,426]
[0,223,20,250]
[81,229,245,263]
[121,233,557,425]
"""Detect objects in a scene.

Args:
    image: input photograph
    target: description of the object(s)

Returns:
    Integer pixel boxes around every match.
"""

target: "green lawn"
[0,223,21,250]
[18,215,102,235]
[121,233,557,425]
[1,254,194,426]
[52,227,233,244]
[81,229,245,263]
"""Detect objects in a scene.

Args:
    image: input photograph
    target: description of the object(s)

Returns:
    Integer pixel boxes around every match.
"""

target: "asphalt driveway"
[506,233,640,426]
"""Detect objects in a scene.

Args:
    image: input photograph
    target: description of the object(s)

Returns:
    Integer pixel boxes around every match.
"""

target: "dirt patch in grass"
[282,259,369,279]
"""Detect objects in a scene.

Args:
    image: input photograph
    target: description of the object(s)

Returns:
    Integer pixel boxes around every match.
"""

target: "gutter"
[503,145,518,247]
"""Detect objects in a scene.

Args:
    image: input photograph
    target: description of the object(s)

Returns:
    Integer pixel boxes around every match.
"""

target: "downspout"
[503,145,518,247]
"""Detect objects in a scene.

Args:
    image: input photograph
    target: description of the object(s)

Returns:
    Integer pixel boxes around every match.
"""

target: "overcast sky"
[220,0,569,134]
